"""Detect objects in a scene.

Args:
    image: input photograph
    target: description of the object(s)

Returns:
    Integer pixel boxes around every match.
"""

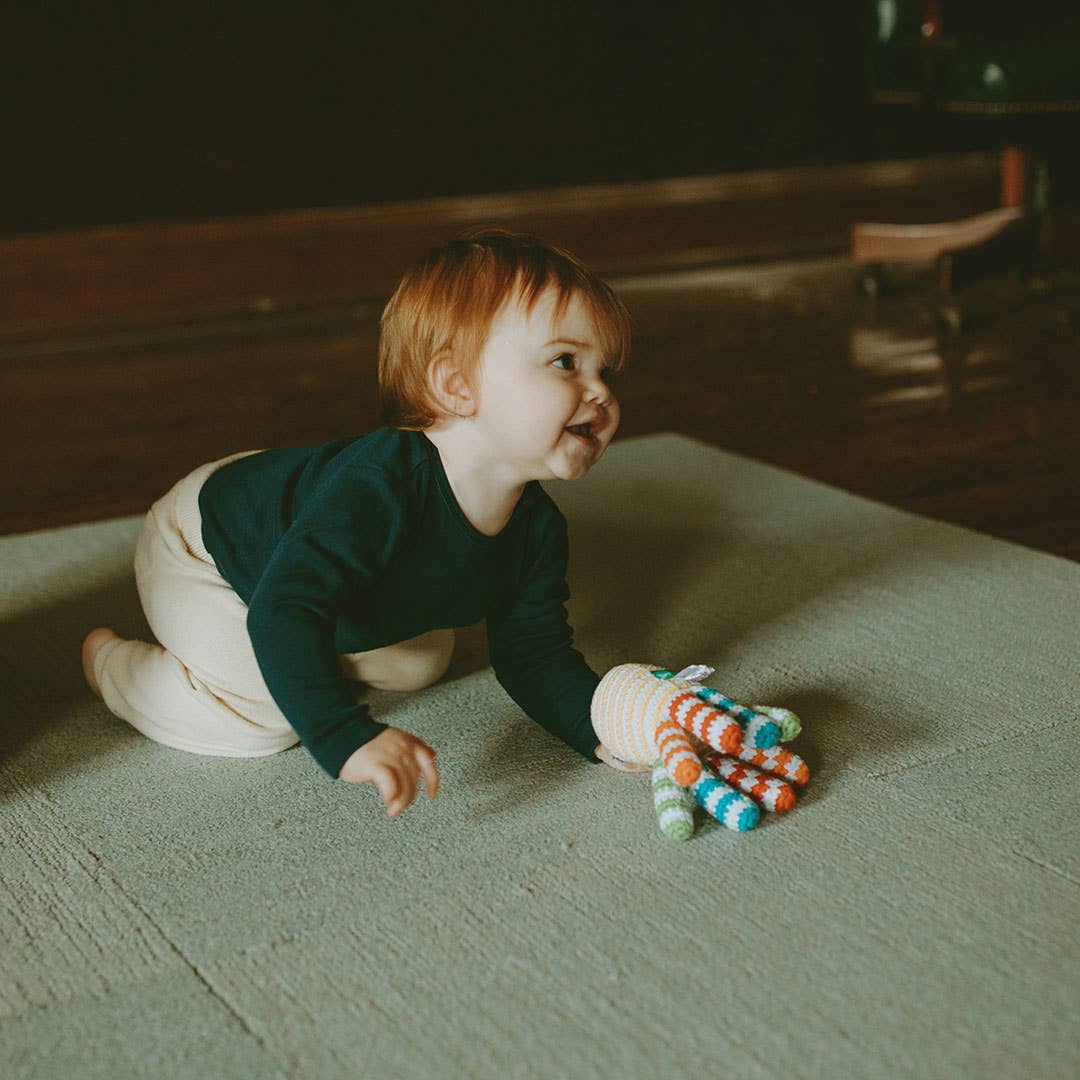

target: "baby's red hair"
[378,228,631,430]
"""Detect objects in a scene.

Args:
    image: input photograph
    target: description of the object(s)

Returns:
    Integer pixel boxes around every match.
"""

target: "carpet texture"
[2,433,1077,1079]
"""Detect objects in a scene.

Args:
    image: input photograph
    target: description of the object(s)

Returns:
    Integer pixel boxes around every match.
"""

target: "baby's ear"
[428,348,477,419]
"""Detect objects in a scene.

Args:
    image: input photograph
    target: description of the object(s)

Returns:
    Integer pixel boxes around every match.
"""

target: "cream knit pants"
[94,452,454,761]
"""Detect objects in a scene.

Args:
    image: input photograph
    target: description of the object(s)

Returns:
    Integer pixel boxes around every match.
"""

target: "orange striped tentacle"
[735,744,810,787]
[702,751,797,812]
[668,693,742,754]
[655,717,702,786]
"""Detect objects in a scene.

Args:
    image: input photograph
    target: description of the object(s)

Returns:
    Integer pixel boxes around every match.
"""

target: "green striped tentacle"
[651,759,695,841]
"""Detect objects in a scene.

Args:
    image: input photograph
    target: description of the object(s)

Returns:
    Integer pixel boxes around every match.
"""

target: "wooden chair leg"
[1001,145,1029,208]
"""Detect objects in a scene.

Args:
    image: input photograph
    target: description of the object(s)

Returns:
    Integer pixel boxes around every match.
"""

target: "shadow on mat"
[2,486,997,804]
[0,575,149,788]
[561,497,996,785]
[0,578,502,798]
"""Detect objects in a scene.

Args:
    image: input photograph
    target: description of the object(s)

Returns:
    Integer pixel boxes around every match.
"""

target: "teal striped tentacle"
[693,686,779,749]
[651,669,781,749]
[651,760,695,841]
[694,686,778,748]
[752,704,802,742]
[689,769,761,832]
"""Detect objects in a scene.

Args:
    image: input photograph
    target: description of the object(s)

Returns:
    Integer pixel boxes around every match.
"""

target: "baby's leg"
[339,628,455,692]
[90,454,297,758]
[90,631,295,757]
[82,627,117,698]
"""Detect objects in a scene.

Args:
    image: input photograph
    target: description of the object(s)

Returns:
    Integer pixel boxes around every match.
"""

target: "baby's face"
[471,287,621,483]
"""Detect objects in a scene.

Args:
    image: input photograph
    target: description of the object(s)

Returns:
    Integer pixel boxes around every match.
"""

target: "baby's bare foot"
[81,628,118,699]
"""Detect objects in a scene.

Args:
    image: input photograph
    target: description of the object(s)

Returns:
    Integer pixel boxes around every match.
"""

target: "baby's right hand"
[338,727,440,818]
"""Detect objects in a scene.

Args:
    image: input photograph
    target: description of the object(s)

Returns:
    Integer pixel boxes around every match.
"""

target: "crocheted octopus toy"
[591,663,811,840]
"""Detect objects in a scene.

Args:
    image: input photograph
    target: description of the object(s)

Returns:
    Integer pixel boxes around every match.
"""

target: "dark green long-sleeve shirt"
[197,427,603,778]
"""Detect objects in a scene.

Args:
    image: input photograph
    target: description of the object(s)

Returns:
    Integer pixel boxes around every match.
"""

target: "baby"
[82,228,647,819]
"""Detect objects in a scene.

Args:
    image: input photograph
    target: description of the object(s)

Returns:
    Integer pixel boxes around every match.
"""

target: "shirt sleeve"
[485,508,603,764]
[245,469,405,778]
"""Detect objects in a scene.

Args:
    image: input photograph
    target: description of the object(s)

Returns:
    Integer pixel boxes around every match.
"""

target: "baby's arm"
[338,727,440,817]
[245,517,400,778]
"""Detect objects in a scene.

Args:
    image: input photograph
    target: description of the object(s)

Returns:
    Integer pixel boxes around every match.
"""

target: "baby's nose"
[583,375,611,404]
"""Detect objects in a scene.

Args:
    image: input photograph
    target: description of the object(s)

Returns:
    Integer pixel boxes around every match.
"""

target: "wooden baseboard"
[1,154,1000,339]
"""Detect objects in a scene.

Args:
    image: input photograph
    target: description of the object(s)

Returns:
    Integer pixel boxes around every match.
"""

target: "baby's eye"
[552,353,575,371]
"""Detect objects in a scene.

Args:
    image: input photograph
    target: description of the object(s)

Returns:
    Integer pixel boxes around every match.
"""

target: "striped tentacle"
[689,768,760,832]
[752,704,802,742]
[693,686,780,749]
[655,714,702,786]
[668,692,743,756]
[651,760,695,841]
[735,743,811,787]
[701,751,797,812]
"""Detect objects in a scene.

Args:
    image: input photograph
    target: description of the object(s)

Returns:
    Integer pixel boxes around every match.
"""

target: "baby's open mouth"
[566,423,595,440]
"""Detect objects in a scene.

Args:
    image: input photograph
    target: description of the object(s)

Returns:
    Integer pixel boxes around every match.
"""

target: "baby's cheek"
[605,399,622,436]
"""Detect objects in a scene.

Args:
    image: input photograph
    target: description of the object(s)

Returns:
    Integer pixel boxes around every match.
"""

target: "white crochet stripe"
[651,783,690,813]
[753,704,801,741]
[591,676,612,749]
[735,743,808,783]
[662,745,700,785]
[668,695,736,752]
[670,696,697,728]
[651,759,693,800]
[594,664,652,766]
[700,711,736,750]
[690,772,758,831]
[671,697,707,746]
[595,664,730,774]
[763,748,784,771]
[656,723,689,756]
[689,776,719,812]
[657,806,693,835]
[757,780,787,812]
[743,716,769,746]
[600,667,627,750]
[715,759,788,811]
[604,674,627,754]
[634,670,667,761]
[715,758,750,785]
[658,703,697,754]
[740,745,781,771]
[722,798,753,831]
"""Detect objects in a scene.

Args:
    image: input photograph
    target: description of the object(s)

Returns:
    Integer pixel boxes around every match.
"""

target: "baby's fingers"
[417,745,440,800]
[386,766,418,816]
[368,764,404,815]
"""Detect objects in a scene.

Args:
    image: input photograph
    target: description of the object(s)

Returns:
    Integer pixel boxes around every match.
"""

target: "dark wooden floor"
[3,251,1078,561]
[618,258,1080,562]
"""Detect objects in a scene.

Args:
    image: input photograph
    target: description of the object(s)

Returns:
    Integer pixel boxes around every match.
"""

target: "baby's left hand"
[595,743,651,773]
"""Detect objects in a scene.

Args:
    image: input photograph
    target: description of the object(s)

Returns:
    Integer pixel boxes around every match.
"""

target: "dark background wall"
[5,2,998,237]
